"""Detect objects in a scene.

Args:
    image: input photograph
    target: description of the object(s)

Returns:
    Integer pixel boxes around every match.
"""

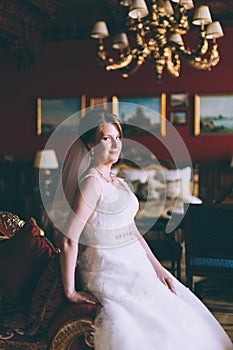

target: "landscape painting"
[113,95,166,136]
[170,111,187,125]
[194,94,233,136]
[37,96,85,135]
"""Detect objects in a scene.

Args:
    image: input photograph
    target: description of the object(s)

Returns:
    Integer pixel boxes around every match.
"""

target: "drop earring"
[90,148,95,160]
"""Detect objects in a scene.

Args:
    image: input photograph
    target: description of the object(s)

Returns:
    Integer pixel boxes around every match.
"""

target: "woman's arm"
[134,224,176,294]
[59,176,101,303]
[59,236,98,303]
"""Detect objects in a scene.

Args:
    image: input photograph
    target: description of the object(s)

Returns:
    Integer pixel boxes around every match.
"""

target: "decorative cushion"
[166,179,182,199]
[27,254,65,336]
[121,168,156,184]
[27,255,83,336]
[119,163,202,209]
[179,167,192,201]
[0,218,58,304]
[189,195,203,204]
[130,180,141,194]
[136,182,148,201]
[147,177,166,200]
[164,167,191,201]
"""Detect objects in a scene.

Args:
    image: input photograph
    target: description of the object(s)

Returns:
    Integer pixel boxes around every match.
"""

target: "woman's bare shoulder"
[79,169,103,193]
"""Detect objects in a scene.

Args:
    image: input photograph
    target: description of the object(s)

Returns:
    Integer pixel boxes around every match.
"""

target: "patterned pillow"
[0,218,58,304]
[164,167,191,201]
[28,255,81,336]
[121,168,156,184]
[27,254,65,336]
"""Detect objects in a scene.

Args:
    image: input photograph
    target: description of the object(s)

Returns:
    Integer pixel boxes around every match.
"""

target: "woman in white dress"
[58,110,233,350]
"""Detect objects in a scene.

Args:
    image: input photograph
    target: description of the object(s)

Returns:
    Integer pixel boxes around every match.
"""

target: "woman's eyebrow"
[102,134,120,137]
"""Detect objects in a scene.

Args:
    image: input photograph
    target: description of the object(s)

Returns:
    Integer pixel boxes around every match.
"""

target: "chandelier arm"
[177,5,190,33]
[118,47,150,77]
[165,49,181,78]
[96,41,111,66]
[95,40,133,70]
[105,53,134,71]
[150,48,166,79]
[184,42,220,70]
[167,5,190,34]
[207,42,220,67]
[169,33,208,61]
[191,31,209,56]
[119,59,143,77]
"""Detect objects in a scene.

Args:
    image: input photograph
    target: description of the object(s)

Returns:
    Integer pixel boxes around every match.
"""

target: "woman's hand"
[66,290,99,304]
[156,268,176,295]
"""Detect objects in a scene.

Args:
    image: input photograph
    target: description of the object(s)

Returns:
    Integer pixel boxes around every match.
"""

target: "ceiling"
[0,0,232,69]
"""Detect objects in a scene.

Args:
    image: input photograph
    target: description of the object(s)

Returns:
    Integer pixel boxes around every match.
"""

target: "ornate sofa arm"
[27,253,99,350]
[47,302,98,349]
[0,210,25,239]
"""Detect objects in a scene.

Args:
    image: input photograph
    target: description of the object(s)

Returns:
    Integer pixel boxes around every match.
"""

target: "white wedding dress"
[77,173,233,350]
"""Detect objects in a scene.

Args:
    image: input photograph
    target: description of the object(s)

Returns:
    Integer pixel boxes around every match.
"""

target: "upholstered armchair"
[0,211,98,350]
[184,204,233,291]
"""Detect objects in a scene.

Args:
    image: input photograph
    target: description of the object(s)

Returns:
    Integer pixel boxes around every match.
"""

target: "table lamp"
[34,149,59,197]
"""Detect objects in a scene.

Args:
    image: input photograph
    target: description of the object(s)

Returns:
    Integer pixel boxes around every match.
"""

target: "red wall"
[0,27,232,163]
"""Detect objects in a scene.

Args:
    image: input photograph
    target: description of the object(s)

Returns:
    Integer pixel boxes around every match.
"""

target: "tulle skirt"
[79,241,233,350]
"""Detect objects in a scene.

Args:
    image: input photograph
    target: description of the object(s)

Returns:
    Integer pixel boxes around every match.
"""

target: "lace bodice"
[79,173,139,248]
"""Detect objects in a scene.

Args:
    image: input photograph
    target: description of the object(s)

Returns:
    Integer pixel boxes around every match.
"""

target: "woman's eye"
[103,137,111,141]
[102,136,121,142]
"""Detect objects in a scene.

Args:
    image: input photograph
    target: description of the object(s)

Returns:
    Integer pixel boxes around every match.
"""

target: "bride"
[56,109,233,350]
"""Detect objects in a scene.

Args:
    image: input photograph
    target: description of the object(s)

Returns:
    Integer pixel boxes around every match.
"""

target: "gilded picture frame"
[89,96,108,110]
[194,94,233,136]
[37,95,86,135]
[112,94,166,136]
[170,92,189,107]
[169,111,188,126]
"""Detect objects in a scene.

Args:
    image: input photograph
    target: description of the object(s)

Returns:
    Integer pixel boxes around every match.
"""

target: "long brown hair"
[62,110,123,207]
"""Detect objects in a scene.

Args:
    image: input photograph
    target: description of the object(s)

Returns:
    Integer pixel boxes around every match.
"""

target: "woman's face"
[92,123,122,166]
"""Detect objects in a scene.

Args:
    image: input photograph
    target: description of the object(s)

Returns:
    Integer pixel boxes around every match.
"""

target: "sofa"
[0,210,98,350]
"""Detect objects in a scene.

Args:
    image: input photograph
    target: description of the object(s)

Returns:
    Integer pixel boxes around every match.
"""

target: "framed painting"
[112,94,166,136]
[194,94,233,136]
[169,111,188,125]
[37,95,86,135]
[170,92,189,107]
[89,96,108,109]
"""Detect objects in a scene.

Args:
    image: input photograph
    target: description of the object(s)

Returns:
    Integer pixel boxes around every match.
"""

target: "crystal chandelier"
[91,0,224,79]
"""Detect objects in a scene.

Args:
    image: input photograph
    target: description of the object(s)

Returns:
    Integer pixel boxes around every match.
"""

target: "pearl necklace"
[95,168,115,184]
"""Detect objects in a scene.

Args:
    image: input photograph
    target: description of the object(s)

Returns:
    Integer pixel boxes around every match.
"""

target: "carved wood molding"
[49,318,95,350]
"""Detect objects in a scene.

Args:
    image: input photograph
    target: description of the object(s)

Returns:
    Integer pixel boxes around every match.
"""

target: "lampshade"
[171,0,193,9]
[91,21,109,39]
[129,0,149,19]
[181,0,194,10]
[120,0,132,5]
[169,33,184,46]
[34,149,59,169]
[163,0,174,16]
[230,156,233,168]
[206,21,224,39]
[193,5,212,26]
[112,32,129,49]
